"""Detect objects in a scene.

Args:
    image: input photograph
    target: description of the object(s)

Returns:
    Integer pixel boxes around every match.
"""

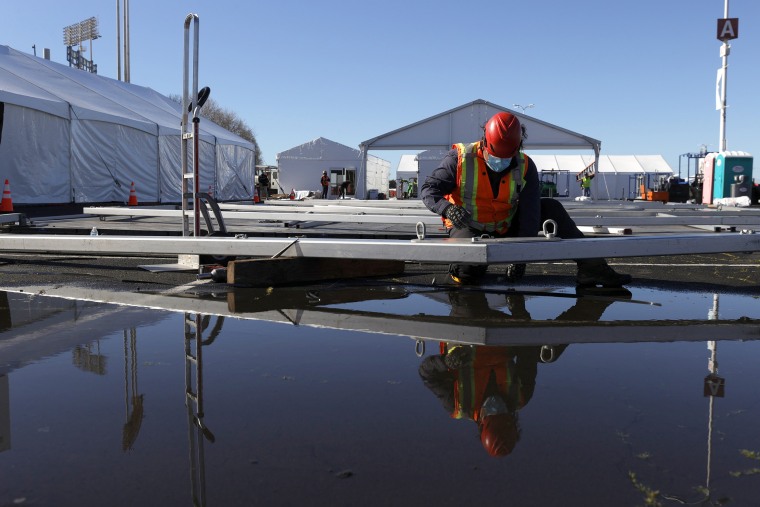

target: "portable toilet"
[712,151,753,200]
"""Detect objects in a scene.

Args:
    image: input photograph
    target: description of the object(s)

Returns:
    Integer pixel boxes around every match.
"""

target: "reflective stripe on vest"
[445,142,529,234]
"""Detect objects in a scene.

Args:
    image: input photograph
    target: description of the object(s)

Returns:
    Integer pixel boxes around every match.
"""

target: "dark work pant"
[448,198,584,283]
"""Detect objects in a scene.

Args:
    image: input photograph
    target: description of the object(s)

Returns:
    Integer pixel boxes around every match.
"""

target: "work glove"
[443,205,471,229]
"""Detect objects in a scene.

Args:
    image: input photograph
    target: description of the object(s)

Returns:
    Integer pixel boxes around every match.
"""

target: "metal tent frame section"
[0,232,758,264]
[357,99,602,198]
[82,201,760,229]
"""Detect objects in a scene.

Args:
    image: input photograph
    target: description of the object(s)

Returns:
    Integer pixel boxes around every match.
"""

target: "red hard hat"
[484,112,522,158]
[480,413,518,457]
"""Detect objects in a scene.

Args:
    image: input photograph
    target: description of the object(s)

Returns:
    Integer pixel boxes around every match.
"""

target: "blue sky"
[3,0,759,180]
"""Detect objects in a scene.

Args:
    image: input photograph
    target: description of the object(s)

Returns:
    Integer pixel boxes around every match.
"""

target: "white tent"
[359,99,601,199]
[0,45,256,204]
[277,137,390,199]
[530,154,674,200]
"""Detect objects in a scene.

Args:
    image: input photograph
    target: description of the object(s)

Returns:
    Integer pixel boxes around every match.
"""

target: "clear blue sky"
[3,0,759,180]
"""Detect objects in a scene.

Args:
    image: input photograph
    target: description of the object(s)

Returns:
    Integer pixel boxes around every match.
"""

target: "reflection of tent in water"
[72,342,107,375]
[122,328,144,452]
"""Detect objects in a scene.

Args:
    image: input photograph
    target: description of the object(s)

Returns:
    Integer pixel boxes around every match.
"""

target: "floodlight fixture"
[63,17,100,47]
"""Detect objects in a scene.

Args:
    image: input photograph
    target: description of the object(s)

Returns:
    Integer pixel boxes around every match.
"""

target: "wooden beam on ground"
[227,257,406,287]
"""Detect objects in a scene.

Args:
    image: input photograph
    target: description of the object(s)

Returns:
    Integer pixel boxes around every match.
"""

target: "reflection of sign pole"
[716,0,739,152]
[703,294,726,494]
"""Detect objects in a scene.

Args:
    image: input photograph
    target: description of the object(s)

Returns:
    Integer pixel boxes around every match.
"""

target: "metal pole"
[182,14,200,239]
[116,0,121,80]
[124,0,130,82]
[718,0,729,152]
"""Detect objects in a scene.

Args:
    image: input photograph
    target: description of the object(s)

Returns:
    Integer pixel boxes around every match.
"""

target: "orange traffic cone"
[253,194,260,203]
[289,188,295,200]
[1,179,13,212]
[128,182,138,206]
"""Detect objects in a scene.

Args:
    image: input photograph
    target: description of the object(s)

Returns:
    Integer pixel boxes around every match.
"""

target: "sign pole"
[718,0,729,152]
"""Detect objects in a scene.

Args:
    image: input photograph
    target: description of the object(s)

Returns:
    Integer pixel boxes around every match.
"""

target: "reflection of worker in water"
[419,288,630,457]
[419,343,543,457]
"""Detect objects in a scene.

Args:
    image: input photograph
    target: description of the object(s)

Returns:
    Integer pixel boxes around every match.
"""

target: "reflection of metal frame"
[3,284,758,348]
[185,313,219,507]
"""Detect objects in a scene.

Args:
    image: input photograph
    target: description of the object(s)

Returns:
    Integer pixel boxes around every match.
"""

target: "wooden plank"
[227,257,406,287]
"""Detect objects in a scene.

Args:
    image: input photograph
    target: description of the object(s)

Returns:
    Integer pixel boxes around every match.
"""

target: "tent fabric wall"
[0,104,69,203]
[0,45,255,204]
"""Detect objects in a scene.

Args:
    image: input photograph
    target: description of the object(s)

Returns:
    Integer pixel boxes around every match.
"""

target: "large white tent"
[277,137,390,199]
[360,99,601,198]
[0,45,256,204]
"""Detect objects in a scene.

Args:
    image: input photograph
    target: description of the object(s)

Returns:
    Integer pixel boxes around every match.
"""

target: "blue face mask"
[485,151,513,172]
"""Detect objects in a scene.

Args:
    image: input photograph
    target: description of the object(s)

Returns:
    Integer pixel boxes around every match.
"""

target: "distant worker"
[258,171,270,200]
[581,174,592,197]
[419,111,631,287]
[339,180,350,199]
[320,171,330,199]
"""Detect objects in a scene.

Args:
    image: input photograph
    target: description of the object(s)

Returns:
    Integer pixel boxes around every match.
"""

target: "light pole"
[513,103,534,114]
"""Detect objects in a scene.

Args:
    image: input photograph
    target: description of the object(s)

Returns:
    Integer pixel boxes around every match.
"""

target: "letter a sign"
[717,18,739,41]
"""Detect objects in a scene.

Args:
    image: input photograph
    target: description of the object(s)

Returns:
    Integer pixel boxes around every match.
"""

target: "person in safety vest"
[419,111,631,287]
[581,175,593,197]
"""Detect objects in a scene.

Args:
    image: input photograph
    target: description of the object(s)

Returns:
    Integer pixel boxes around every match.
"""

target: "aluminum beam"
[82,205,760,227]
[0,232,758,263]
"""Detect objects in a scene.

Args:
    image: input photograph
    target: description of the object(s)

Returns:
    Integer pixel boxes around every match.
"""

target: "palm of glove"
[444,205,471,229]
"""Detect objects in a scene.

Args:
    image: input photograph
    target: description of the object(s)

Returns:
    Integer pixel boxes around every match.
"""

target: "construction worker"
[258,171,270,200]
[320,171,330,199]
[419,111,631,287]
[581,174,593,197]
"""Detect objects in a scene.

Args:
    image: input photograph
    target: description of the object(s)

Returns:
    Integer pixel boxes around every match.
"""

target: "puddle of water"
[1,286,759,506]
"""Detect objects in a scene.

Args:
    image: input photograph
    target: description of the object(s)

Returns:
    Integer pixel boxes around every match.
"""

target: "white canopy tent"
[359,99,601,198]
[0,45,256,204]
[277,137,390,199]
[530,154,674,200]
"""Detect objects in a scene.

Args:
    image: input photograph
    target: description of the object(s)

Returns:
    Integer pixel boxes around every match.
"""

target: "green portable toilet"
[713,151,753,200]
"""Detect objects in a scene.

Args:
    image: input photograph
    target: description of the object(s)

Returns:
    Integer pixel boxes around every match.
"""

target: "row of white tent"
[0,45,256,204]
[397,152,674,200]
[1,42,673,204]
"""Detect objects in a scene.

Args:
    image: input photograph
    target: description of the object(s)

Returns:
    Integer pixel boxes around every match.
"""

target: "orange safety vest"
[444,142,529,234]
[451,346,526,422]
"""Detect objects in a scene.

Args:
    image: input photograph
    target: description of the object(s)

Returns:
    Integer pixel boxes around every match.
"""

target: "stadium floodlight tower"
[63,17,100,73]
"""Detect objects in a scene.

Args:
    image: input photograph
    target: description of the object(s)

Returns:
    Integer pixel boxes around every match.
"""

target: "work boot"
[576,259,632,287]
